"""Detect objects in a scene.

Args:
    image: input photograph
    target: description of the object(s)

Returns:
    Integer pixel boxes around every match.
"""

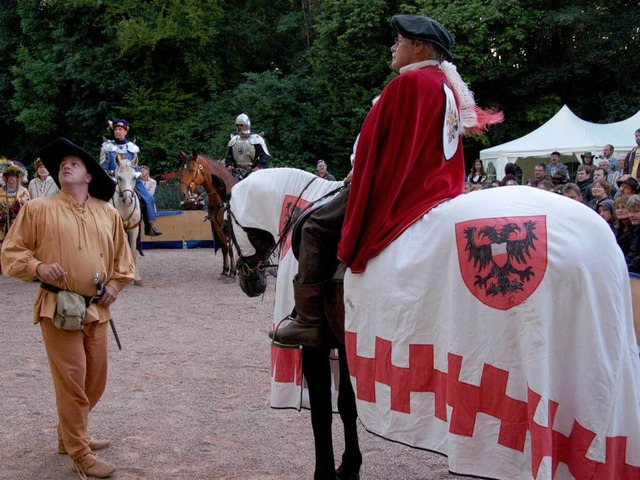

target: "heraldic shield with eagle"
[455,215,547,310]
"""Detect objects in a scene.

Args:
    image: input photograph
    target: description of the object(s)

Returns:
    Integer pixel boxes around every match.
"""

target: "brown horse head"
[177,150,203,205]
[178,150,237,206]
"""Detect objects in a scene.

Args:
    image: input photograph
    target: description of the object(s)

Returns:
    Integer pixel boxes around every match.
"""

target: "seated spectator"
[28,158,60,199]
[526,177,538,187]
[533,162,549,184]
[616,153,626,174]
[592,167,617,198]
[617,176,640,197]
[468,159,487,184]
[615,195,633,256]
[551,171,568,188]
[580,151,595,167]
[597,199,616,232]
[588,179,613,211]
[575,164,594,202]
[463,182,471,193]
[488,180,501,188]
[545,151,569,182]
[561,183,583,203]
[609,156,624,187]
[624,195,640,273]
[501,174,519,186]
[600,158,622,187]
[537,179,555,192]
[140,165,157,197]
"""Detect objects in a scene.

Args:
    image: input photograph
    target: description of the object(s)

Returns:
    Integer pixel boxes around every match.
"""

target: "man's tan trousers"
[40,318,109,459]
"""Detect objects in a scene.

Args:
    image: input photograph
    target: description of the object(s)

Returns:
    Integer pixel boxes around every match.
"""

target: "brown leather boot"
[73,452,116,478]
[269,282,329,348]
[58,438,110,455]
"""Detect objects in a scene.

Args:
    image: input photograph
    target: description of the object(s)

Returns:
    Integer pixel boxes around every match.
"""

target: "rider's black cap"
[391,15,454,62]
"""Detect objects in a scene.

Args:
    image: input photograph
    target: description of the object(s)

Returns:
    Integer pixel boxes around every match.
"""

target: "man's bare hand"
[36,263,68,284]
[343,169,354,185]
[97,285,118,307]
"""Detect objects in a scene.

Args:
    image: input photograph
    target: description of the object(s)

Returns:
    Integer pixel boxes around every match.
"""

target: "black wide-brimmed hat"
[36,138,116,201]
[617,176,640,193]
[391,15,454,62]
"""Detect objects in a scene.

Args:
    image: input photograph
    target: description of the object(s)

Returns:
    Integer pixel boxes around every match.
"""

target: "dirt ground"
[0,247,474,480]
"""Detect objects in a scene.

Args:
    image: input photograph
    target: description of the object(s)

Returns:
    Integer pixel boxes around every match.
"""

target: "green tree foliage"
[0,1,23,160]
[2,0,639,178]
[304,0,399,175]
[410,0,640,147]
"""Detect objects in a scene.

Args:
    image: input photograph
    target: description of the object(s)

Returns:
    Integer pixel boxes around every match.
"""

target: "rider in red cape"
[337,65,464,273]
[270,14,502,350]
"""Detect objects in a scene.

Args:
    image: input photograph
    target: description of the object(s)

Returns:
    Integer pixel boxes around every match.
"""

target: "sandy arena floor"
[0,247,474,480]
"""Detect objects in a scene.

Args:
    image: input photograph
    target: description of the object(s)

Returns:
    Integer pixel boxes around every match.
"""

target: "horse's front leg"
[210,217,229,276]
[302,346,336,480]
[227,236,236,278]
[336,345,361,480]
[131,228,142,286]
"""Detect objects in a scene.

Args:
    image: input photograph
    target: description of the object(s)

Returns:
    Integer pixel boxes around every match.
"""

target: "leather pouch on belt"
[53,291,86,331]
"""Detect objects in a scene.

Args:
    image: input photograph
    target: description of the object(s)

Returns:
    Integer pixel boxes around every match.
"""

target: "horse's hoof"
[134,280,143,287]
[336,464,360,480]
[222,276,236,284]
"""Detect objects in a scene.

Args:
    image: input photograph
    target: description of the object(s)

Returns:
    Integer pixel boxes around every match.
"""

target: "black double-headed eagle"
[463,221,538,296]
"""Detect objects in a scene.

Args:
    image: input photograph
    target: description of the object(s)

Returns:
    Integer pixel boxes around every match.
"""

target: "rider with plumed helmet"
[100,119,162,236]
[224,113,271,178]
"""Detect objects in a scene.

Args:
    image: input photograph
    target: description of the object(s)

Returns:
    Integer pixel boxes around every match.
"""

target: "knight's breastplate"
[110,143,136,163]
[232,139,255,167]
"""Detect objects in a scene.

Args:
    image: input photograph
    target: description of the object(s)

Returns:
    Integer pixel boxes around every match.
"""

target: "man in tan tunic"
[1,138,135,478]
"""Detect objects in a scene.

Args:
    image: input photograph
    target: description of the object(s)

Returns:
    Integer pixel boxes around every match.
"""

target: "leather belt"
[40,282,95,307]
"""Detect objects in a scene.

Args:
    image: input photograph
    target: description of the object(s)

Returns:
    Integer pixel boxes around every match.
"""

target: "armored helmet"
[235,114,251,135]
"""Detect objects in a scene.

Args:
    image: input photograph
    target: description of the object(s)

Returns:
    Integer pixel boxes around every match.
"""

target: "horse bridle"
[113,182,141,232]
[179,160,205,203]
[227,177,344,278]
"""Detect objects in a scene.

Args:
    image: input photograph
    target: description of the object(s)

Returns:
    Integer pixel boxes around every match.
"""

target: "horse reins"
[227,177,344,276]
[112,185,141,232]
[179,161,206,204]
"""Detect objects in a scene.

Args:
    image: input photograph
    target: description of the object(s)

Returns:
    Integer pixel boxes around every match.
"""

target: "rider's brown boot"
[145,223,162,236]
[269,282,329,348]
[73,452,116,479]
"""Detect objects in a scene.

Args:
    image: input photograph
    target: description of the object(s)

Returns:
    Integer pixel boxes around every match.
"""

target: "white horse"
[229,168,640,480]
[112,158,142,286]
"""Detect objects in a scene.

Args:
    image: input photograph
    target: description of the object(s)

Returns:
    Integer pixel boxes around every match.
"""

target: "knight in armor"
[100,119,162,236]
[224,114,270,179]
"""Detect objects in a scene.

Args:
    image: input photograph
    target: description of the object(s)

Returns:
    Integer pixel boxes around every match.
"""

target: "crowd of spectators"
[465,130,640,274]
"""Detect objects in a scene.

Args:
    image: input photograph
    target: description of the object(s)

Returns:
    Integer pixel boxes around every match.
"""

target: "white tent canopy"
[480,105,640,180]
